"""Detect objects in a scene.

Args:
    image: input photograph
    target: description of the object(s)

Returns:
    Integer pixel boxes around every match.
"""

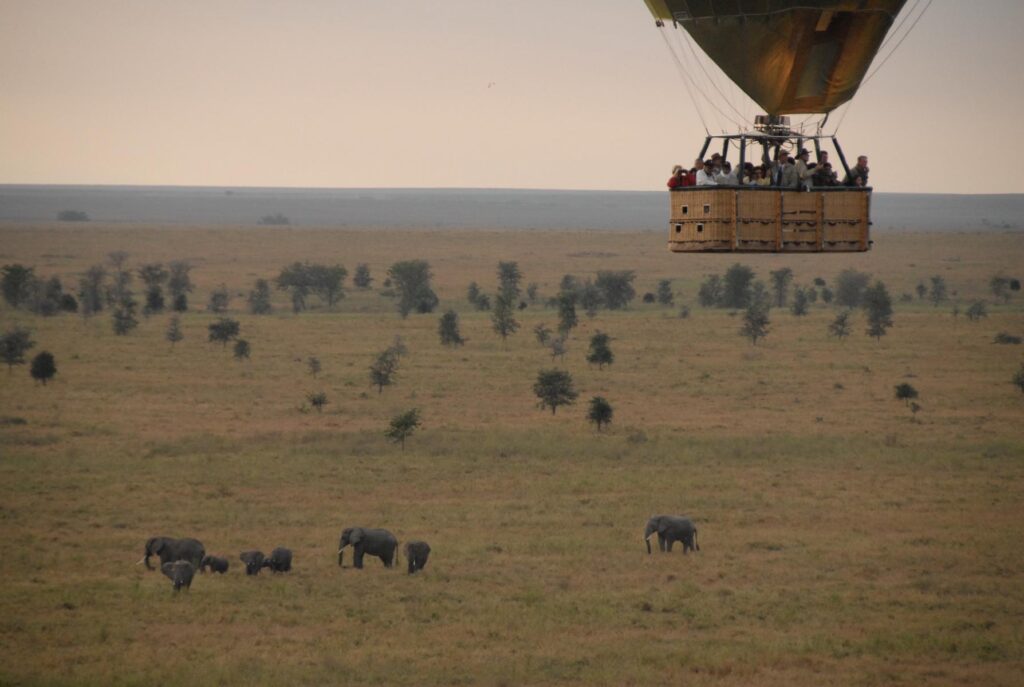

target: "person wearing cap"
[667,165,688,190]
[812,162,838,187]
[795,148,814,191]
[764,148,799,188]
[695,159,718,186]
[844,155,870,187]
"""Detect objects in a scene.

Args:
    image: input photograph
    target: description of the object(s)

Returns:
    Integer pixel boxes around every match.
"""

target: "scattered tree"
[642,292,655,304]
[385,408,422,450]
[29,351,56,385]
[78,266,106,317]
[208,284,230,313]
[863,280,893,340]
[533,323,553,346]
[549,337,568,361]
[834,269,871,308]
[307,356,322,378]
[307,391,328,413]
[557,292,578,337]
[790,286,809,316]
[813,277,827,288]
[497,261,523,303]
[678,305,691,319]
[740,301,770,344]
[1013,364,1024,395]
[533,369,578,415]
[233,339,251,360]
[722,264,756,309]
[587,396,614,431]
[698,274,723,307]
[915,282,927,301]
[491,295,520,342]
[138,263,169,317]
[770,268,794,307]
[820,286,834,305]
[57,210,89,222]
[828,310,853,340]
[578,280,603,317]
[526,283,540,303]
[966,300,988,322]
[1,264,35,308]
[928,275,948,306]
[388,260,439,317]
[990,274,1015,303]
[1,327,35,371]
[586,331,614,369]
[111,298,139,336]
[208,317,240,348]
[389,335,409,359]
[165,316,184,349]
[248,279,273,315]
[438,310,465,347]
[656,279,674,306]
[258,213,290,226]
[168,261,194,312]
[353,263,373,289]
[369,348,399,393]
[595,270,636,310]
[894,383,919,406]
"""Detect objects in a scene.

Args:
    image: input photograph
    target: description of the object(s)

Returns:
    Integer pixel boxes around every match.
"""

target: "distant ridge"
[1,185,1021,232]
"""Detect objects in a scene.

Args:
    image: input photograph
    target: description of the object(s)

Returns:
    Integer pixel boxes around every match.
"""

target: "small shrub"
[165,316,184,349]
[233,339,251,360]
[439,310,465,347]
[993,332,1022,345]
[208,318,240,348]
[533,323,552,346]
[1,327,35,371]
[678,305,691,319]
[30,351,57,385]
[258,213,290,226]
[57,210,89,222]
[642,292,655,304]
[307,392,328,412]
[587,396,613,431]
[307,356,322,378]
[586,331,614,369]
[966,301,988,321]
[656,279,674,306]
[894,383,919,406]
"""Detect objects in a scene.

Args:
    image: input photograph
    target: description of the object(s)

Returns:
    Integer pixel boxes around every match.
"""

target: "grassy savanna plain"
[0,224,1022,686]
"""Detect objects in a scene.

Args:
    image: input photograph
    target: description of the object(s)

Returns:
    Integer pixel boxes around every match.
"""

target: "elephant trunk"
[142,551,155,570]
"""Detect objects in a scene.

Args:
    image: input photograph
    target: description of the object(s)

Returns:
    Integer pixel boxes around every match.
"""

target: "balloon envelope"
[646,0,906,115]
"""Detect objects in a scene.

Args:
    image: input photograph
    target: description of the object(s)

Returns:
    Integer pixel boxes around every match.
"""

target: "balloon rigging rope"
[678,29,750,126]
[833,0,933,134]
[671,31,747,131]
[657,26,711,135]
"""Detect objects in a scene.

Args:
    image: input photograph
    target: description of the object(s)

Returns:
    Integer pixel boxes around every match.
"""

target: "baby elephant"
[200,555,229,574]
[644,515,700,554]
[161,560,195,591]
[404,541,431,575]
[263,547,292,573]
[239,550,266,575]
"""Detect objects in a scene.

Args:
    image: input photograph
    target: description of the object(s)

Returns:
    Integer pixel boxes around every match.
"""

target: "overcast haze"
[2,1,1022,193]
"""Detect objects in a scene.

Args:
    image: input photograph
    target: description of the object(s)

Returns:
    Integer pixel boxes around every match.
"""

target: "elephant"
[161,561,195,591]
[403,541,431,575]
[138,537,205,571]
[644,515,700,554]
[199,555,229,574]
[338,527,398,569]
[263,547,292,573]
[240,550,266,575]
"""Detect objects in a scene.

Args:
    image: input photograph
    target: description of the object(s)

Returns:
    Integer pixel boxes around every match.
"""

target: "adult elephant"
[644,515,699,554]
[138,536,205,571]
[338,527,397,569]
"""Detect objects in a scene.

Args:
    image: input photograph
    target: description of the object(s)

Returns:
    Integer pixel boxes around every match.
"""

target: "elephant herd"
[140,515,697,592]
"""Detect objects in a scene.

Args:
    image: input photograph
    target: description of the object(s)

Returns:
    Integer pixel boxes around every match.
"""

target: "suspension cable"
[670,31,746,131]
[678,29,750,125]
[657,26,711,135]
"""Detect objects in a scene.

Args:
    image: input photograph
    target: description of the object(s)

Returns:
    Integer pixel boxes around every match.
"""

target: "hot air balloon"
[646,0,921,253]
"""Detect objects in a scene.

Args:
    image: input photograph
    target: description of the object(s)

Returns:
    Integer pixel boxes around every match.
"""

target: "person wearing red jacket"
[667,165,688,190]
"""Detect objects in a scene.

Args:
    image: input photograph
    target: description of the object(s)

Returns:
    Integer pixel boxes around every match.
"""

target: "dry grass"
[0,224,1022,686]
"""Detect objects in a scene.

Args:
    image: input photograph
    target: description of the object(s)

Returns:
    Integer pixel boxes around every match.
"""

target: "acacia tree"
[863,281,893,340]
[208,317,240,348]
[438,310,465,347]
[369,349,399,393]
[915,282,927,301]
[491,295,520,342]
[138,263,169,317]
[353,263,373,289]
[586,331,614,369]
[168,261,194,312]
[549,337,568,361]
[587,396,613,431]
[595,270,636,310]
[111,297,139,336]
[388,260,439,317]
[1013,364,1024,395]
[165,316,184,349]
[698,274,724,307]
[740,302,770,344]
[722,264,755,309]
[30,351,57,385]
[770,268,794,307]
[966,300,987,321]
[1,327,35,372]
[78,265,107,316]
[497,261,523,303]
[385,408,422,450]
[233,339,251,360]
[533,323,552,347]
[929,276,948,306]
[533,369,578,415]
[248,279,272,315]
[791,286,809,316]
[1,264,36,309]
[656,279,674,306]
[834,269,871,308]
[828,310,853,340]
[208,284,230,314]
[557,293,578,337]
[894,383,919,406]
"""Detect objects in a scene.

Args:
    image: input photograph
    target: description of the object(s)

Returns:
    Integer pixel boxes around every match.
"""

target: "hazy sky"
[2,1,1022,193]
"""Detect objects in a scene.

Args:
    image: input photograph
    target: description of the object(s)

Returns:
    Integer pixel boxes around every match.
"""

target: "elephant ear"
[349,528,363,546]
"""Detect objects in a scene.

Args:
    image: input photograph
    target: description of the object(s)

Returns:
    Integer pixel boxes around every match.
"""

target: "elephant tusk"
[337,548,344,554]
[136,557,147,565]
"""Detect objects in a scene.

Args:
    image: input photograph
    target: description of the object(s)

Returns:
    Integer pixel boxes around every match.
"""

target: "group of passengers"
[668,149,869,191]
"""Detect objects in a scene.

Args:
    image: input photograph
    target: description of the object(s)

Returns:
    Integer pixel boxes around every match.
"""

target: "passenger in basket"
[795,148,815,191]
[812,162,837,187]
[717,161,738,186]
[696,160,718,186]
[765,149,799,189]
[844,155,870,187]
[667,165,688,190]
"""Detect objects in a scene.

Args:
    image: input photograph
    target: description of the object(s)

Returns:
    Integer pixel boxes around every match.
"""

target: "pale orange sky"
[1,1,1022,193]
